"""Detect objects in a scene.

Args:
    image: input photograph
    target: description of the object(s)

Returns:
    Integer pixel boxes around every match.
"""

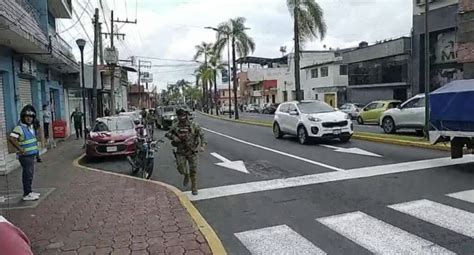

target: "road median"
[198,111,450,151]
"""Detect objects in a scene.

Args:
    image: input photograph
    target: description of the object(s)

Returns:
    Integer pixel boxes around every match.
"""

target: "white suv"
[379,94,426,135]
[273,100,353,144]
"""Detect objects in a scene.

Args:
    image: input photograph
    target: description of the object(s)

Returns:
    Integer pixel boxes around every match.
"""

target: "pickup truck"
[429,79,474,158]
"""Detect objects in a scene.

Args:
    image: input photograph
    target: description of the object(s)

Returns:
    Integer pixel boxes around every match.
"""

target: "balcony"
[251,90,262,97]
[48,0,72,19]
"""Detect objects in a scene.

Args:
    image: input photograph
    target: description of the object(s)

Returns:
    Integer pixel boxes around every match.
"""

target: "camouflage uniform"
[165,111,206,194]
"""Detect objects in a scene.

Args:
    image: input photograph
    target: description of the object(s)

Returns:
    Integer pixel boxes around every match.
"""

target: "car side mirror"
[289,110,299,116]
[133,119,140,125]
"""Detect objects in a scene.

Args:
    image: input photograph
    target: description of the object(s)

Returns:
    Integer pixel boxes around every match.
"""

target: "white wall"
[413,0,458,15]
[245,68,291,104]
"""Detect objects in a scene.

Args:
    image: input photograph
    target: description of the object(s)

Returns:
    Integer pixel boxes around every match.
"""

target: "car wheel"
[297,126,309,145]
[382,117,396,134]
[357,116,364,125]
[339,135,352,143]
[273,123,283,139]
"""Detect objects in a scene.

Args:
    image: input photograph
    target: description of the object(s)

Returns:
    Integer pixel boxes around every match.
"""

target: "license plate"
[333,129,341,135]
[106,146,118,152]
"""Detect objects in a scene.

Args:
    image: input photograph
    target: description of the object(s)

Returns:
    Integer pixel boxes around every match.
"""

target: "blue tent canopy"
[430,79,474,131]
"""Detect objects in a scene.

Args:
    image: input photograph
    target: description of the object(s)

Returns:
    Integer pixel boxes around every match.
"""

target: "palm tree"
[214,17,255,119]
[193,42,214,113]
[287,0,327,101]
[209,54,225,115]
[195,64,214,111]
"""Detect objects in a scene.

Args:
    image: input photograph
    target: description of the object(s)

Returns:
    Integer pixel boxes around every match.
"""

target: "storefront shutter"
[18,78,32,107]
[0,75,7,164]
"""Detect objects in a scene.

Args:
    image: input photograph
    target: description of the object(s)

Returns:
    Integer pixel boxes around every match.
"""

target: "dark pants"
[44,123,49,139]
[19,155,35,196]
[75,123,83,139]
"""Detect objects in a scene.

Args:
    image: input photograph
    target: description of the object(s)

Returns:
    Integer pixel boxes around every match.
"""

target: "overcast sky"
[59,0,413,91]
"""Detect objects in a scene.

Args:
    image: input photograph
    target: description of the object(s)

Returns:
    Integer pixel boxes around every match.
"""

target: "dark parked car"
[156,106,177,129]
[85,116,139,158]
[262,103,279,114]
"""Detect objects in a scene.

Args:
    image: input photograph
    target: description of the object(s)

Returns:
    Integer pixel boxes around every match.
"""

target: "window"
[387,102,400,109]
[402,98,424,109]
[311,68,318,78]
[279,104,289,113]
[348,56,408,86]
[364,103,378,111]
[321,67,329,77]
[375,103,385,109]
[93,117,134,132]
[297,101,334,114]
[288,104,297,113]
[339,65,348,75]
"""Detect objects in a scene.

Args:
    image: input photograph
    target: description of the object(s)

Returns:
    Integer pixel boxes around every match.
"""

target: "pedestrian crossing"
[235,189,474,254]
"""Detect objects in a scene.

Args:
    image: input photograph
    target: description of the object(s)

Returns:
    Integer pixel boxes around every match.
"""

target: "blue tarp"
[430,79,474,132]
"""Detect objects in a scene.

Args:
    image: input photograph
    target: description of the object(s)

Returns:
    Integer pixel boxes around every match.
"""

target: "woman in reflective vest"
[8,105,41,201]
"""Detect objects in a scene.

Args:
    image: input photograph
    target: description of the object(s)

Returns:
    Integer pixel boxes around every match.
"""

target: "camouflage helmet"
[176,107,190,116]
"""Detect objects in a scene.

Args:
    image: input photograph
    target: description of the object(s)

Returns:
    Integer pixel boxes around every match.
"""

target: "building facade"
[457,0,474,78]
[0,0,78,173]
[300,52,349,107]
[412,0,463,93]
[342,38,412,105]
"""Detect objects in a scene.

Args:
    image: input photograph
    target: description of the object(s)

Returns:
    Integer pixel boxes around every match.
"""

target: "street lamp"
[205,26,232,118]
[76,39,87,142]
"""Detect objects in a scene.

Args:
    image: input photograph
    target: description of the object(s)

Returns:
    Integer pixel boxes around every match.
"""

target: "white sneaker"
[31,192,40,197]
[23,193,39,201]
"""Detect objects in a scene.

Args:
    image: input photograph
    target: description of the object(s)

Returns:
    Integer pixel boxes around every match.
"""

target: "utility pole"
[99,23,103,65]
[110,10,115,114]
[424,0,430,139]
[92,8,99,122]
[137,60,141,108]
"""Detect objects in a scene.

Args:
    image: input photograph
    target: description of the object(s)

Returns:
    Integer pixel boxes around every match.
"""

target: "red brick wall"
[458,42,474,63]
[459,0,474,12]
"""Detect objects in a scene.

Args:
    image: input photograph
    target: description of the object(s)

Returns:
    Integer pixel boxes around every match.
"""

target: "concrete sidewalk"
[0,139,215,254]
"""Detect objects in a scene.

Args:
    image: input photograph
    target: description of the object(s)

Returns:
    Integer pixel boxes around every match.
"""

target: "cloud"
[61,0,413,90]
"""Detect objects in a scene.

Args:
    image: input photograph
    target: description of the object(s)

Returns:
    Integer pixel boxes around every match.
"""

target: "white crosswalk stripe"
[388,199,474,238]
[316,211,454,254]
[447,189,474,204]
[235,225,326,255]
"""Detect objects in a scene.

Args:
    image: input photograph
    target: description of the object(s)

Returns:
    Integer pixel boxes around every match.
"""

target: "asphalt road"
[83,113,474,254]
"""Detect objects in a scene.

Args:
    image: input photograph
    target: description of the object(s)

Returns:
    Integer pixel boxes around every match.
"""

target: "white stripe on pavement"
[446,189,474,204]
[388,199,474,238]
[202,127,345,172]
[186,156,474,201]
[316,211,454,254]
[235,225,326,255]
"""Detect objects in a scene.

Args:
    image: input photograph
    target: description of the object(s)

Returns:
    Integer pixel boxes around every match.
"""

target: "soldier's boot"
[183,174,190,187]
[191,176,198,195]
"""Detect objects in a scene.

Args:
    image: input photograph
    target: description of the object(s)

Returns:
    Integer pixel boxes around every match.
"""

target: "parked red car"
[85,116,139,158]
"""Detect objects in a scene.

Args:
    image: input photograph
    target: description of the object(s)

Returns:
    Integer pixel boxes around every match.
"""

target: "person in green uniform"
[71,107,84,139]
[165,108,206,195]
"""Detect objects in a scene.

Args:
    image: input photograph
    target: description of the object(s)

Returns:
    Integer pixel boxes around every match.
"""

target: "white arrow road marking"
[320,144,383,157]
[203,127,345,172]
[211,152,249,174]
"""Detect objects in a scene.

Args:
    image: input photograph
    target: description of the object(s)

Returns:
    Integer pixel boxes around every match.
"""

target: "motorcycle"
[127,137,164,179]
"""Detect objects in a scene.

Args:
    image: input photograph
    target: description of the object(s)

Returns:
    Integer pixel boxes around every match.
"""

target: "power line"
[134,56,200,63]
[55,0,92,35]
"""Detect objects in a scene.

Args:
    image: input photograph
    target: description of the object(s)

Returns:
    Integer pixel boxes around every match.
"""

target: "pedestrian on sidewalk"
[8,106,41,201]
[42,104,51,144]
[166,108,206,195]
[71,107,84,140]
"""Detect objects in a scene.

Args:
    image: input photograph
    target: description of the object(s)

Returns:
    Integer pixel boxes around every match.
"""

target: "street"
[83,113,474,254]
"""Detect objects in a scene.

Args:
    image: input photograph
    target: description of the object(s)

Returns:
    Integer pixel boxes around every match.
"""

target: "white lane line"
[316,211,454,254]
[186,156,474,201]
[235,225,326,255]
[446,189,474,204]
[202,127,345,172]
[389,199,474,238]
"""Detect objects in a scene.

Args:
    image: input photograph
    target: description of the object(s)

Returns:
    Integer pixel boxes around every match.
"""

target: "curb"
[198,111,450,152]
[72,155,227,255]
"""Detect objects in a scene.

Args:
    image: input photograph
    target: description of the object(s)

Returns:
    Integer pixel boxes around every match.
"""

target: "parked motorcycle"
[127,137,164,179]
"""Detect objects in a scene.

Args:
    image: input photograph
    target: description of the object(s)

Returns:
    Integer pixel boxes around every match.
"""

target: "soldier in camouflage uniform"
[165,108,206,195]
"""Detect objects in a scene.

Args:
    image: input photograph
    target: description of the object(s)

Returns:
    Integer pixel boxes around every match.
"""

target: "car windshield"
[340,104,352,110]
[163,107,175,112]
[92,118,134,132]
[297,101,335,114]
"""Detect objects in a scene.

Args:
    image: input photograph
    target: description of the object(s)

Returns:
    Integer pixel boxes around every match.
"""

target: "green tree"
[195,64,214,111]
[287,0,327,101]
[214,17,255,119]
[209,54,225,115]
[193,42,214,113]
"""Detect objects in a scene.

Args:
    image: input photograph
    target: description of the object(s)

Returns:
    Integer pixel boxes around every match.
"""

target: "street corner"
[73,154,227,255]
[0,188,55,210]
